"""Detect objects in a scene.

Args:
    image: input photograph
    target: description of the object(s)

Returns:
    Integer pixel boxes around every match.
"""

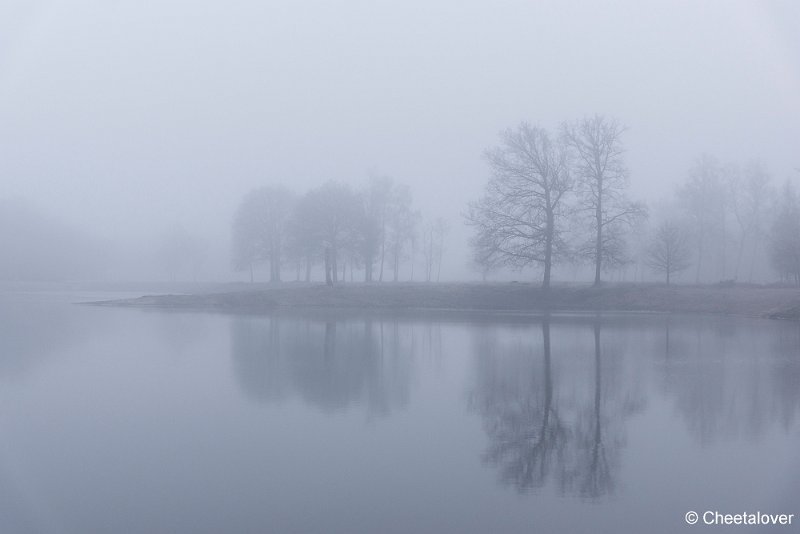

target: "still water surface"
[1,290,799,533]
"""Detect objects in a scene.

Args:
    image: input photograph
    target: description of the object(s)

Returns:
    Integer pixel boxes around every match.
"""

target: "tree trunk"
[734,233,746,280]
[410,242,415,282]
[249,263,254,283]
[393,243,400,282]
[305,255,312,283]
[379,240,385,282]
[594,196,603,286]
[749,240,758,283]
[324,247,333,286]
[695,236,704,283]
[720,212,726,280]
[332,247,338,284]
[543,208,553,289]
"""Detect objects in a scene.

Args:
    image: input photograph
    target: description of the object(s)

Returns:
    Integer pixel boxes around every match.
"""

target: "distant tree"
[422,222,435,283]
[645,221,692,285]
[359,174,393,282]
[470,229,503,282]
[433,218,448,282]
[728,161,773,281]
[769,181,800,285]
[232,186,294,283]
[285,195,323,282]
[677,155,726,283]
[422,217,449,282]
[409,231,418,281]
[466,123,573,288]
[562,115,646,285]
[386,184,419,282]
[301,182,362,286]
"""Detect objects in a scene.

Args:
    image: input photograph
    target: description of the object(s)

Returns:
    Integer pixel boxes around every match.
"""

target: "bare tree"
[298,182,362,286]
[470,230,503,282]
[232,187,294,283]
[562,115,645,285]
[728,160,774,281]
[466,123,572,288]
[645,220,692,285]
[285,196,323,282]
[769,181,800,285]
[422,220,436,282]
[385,184,419,282]
[677,155,726,283]
[360,175,393,282]
[433,218,448,282]
[420,218,448,282]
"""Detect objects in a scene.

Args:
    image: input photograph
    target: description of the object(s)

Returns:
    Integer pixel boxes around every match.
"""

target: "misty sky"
[1,0,798,279]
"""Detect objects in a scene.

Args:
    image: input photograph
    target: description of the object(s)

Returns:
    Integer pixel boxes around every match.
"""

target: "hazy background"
[1,0,798,282]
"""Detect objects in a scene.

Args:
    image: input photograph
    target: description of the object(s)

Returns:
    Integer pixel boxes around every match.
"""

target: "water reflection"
[472,319,566,492]
[230,312,800,502]
[231,316,412,417]
[654,315,800,444]
[0,294,85,379]
[470,318,644,499]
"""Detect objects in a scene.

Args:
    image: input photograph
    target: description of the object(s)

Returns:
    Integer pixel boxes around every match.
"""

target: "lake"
[1,290,799,533]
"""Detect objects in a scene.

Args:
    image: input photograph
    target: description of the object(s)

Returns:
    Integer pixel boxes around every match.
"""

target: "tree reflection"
[472,318,642,499]
[478,319,568,491]
[655,316,800,444]
[562,322,627,498]
[230,315,411,417]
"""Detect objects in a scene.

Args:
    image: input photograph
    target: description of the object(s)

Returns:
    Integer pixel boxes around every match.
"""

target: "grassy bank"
[90,282,800,320]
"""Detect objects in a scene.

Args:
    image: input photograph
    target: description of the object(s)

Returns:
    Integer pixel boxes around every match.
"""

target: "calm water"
[1,290,799,533]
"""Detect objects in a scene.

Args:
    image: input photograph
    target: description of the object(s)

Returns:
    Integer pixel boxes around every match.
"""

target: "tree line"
[637,154,787,286]
[468,115,795,286]
[231,116,793,287]
[232,177,448,285]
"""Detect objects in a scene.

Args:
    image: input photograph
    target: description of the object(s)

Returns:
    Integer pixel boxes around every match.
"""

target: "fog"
[1,0,799,282]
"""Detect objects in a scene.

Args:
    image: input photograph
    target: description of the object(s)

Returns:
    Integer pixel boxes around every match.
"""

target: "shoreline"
[86,283,800,320]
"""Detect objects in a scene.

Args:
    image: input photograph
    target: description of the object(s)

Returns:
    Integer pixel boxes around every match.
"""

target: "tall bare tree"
[645,220,692,285]
[466,123,572,288]
[562,115,645,285]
